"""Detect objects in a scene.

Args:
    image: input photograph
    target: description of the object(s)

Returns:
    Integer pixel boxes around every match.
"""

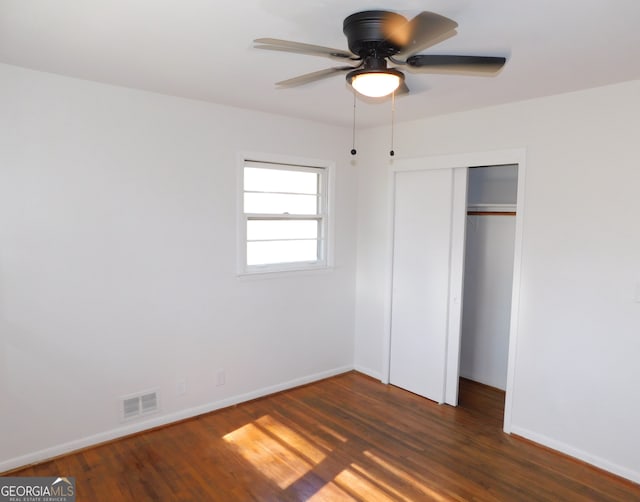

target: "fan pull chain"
[390,90,396,157]
[351,90,357,156]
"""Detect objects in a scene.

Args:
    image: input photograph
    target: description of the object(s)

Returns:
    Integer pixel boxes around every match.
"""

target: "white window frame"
[237,152,335,276]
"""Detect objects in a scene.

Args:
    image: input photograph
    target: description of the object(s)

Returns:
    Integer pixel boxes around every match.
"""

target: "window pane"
[247,219,318,241]
[247,240,319,266]
[244,167,318,194]
[244,193,318,215]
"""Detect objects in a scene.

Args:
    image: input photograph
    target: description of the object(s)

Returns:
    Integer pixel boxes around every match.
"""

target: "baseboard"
[0,364,354,473]
[510,425,640,485]
[353,364,383,382]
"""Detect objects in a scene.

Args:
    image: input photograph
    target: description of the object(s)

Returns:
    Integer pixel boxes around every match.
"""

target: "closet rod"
[467,211,516,216]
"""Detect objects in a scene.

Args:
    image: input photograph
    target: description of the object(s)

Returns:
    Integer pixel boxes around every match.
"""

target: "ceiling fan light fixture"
[348,69,404,98]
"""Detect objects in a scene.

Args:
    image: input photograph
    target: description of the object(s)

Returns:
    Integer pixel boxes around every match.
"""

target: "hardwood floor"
[8,372,640,501]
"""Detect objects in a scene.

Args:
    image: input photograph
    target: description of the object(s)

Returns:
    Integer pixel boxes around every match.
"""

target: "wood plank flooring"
[8,372,640,501]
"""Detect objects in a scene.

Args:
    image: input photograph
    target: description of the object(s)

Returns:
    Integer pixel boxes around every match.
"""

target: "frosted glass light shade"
[351,72,401,98]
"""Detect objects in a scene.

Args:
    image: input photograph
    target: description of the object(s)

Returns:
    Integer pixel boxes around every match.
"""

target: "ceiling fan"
[254,10,507,98]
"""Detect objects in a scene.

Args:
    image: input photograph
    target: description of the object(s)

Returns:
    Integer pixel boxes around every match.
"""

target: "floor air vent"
[121,390,160,421]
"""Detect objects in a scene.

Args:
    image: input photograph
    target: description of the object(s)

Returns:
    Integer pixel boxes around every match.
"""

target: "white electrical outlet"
[216,369,226,387]
[177,379,187,396]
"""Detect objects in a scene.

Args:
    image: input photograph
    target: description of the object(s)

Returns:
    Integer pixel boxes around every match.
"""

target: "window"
[239,158,331,274]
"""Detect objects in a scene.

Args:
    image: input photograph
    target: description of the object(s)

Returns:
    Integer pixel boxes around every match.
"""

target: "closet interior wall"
[460,165,518,391]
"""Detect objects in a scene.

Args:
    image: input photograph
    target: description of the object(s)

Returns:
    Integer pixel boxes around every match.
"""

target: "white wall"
[0,63,358,470]
[354,80,640,482]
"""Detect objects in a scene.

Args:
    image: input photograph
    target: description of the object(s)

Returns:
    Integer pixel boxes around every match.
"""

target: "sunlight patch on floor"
[255,414,326,464]
[331,466,400,502]
[222,415,449,500]
[364,450,448,501]
[317,423,348,443]
[222,415,327,489]
[307,480,355,501]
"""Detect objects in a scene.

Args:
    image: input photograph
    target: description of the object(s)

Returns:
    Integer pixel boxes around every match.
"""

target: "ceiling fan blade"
[406,55,507,74]
[276,66,355,87]
[254,38,357,60]
[386,11,459,58]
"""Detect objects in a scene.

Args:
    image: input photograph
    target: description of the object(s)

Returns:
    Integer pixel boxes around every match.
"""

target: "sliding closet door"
[389,167,466,403]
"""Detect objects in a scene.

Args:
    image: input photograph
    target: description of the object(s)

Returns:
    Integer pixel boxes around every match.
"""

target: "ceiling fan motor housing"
[343,10,406,58]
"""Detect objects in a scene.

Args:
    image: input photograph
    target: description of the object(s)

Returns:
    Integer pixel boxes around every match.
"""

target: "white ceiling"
[2,0,640,128]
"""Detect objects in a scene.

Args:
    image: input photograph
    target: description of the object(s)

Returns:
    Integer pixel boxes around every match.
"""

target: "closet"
[387,153,524,414]
[460,165,518,391]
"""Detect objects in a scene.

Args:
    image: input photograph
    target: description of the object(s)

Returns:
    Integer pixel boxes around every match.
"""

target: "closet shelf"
[467,203,516,215]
